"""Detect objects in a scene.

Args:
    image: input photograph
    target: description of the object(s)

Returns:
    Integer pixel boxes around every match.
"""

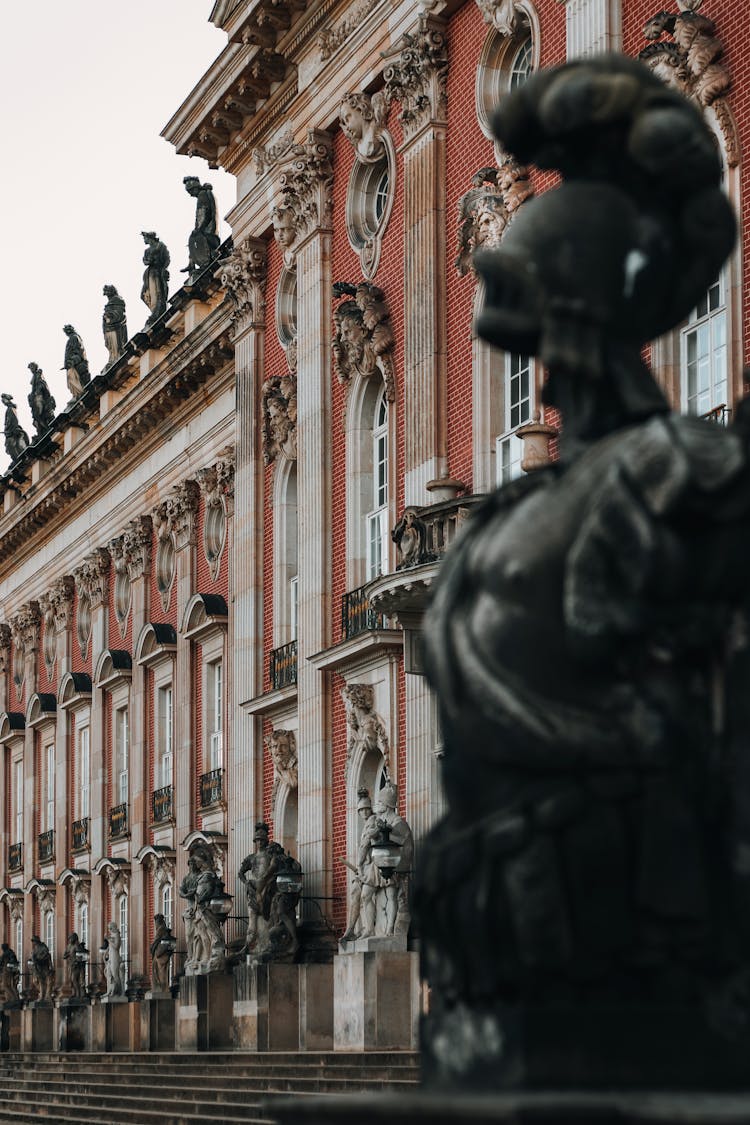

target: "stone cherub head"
[339,91,388,162]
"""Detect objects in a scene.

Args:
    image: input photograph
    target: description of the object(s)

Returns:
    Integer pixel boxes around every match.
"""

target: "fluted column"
[385,14,449,506]
[223,240,267,894]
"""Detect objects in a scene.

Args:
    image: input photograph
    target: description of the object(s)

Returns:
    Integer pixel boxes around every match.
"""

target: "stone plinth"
[56,999,89,1051]
[177,972,233,1051]
[340,935,408,955]
[22,1001,54,1051]
[141,995,175,1050]
[101,996,131,1051]
[299,963,333,1050]
[334,952,419,1051]
[0,1004,22,1051]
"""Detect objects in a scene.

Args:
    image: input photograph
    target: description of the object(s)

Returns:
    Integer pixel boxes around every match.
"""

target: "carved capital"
[273,132,334,262]
[37,886,56,914]
[122,515,152,581]
[220,238,267,328]
[156,480,200,552]
[332,281,396,401]
[71,876,91,909]
[74,548,110,609]
[153,855,175,890]
[339,91,389,163]
[383,14,448,138]
[105,867,130,899]
[49,576,76,633]
[11,602,41,657]
[0,623,10,675]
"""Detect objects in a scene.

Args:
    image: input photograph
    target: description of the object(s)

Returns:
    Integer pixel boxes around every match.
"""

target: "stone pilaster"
[12,604,40,952]
[560,0,622,58]
[384,13,449,504]
[0,624,9,889]
[226,238,268,895]
[73,548,110,955]
[279,137,334,909]
[44,577,74,951]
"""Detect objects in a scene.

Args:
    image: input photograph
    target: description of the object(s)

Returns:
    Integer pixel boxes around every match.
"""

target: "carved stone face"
[338,313,367,362]
[339,100,365,146]
[475,198,507,249]
[272,207,296,249]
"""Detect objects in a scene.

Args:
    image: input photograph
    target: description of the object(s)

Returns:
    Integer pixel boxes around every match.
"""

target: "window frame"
[679,272,728,418]
[495,352,535,486]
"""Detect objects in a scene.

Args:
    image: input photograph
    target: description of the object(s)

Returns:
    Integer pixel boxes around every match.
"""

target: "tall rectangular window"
[366,391,389,581]
[208,662,223,771]
[14,759,22,842]
[289,576,299,642]
[158,686,173,789]
[79,727,90,820]
[115,707,129,805]
[119,896,129,966]
[497,353,533,485]
[681,276,728,418]
[45,743,55,832]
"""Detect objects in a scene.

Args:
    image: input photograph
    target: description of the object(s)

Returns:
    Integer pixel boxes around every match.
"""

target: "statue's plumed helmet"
[378,783,398,810]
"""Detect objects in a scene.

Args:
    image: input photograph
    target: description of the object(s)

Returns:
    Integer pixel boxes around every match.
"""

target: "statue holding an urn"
[418,54,750,1091]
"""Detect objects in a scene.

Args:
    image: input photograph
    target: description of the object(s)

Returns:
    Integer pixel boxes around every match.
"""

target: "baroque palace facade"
[0,0,746,1013]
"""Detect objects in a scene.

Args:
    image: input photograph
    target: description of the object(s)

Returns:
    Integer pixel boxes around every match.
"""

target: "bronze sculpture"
[1,394,29,462]
[62,325,91,399]
[140,231,170,326]
[420,54,746,1090]
[102,285,128,367]
[27,363,56,434]
[182,176,220,277]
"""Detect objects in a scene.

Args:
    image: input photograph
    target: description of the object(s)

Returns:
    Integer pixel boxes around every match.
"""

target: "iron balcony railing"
[152,785,173,824]
[269,640,297,690]
[72,818,89,851]
[200,768,223,809]
[701,403,731,426]
[342,584,387,640]
[38,830,54,864]
[108,803,128,839]
[8,842,22,872]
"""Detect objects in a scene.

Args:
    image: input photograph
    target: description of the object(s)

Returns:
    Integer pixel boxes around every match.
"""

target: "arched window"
[366,389,389,580]
[495,353,534,484]
[680,271,728,420]
[476,8,539,144]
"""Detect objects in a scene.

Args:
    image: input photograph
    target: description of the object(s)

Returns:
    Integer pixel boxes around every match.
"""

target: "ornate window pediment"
[0,711,25,745]
[135,623,177,668]
[58,672,92,711]
[94,649,132,692]
[26,693,56,729]
[181,593,228,642]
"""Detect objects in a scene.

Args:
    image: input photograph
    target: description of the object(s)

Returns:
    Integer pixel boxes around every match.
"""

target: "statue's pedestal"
[234,962,330,1051]
[22,1001,54,1051]
[0,1002,22,1051]
[177,972,233,1051]
[334,952,419,1051]
[100,995,132,1051]
[141,994,175,1050]
[55,998,89,1051]
[300,963,333,1050]
[339,935,408,955]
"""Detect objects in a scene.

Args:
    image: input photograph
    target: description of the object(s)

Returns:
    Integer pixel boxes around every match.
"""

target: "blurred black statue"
[102,284,128,366]
[420,54,749,1091]
[140,231,170,326]
[28,362,56,435]
[62,325,90,398]
[183,176,220,277]
[1,394,29,462]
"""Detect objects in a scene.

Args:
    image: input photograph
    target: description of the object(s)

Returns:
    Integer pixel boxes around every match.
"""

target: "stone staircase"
[0,1051,420,1124]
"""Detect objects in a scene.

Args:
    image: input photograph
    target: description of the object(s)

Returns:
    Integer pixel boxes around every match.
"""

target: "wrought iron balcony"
[200,768,223,809]
[701,403,730,426]
[342,584,388,640]
[108,803,128,839]
[72,818,89,852]
[269,640,297,690]
[152,785,173,824]
[8,842,22,872]
[38,829,54,864]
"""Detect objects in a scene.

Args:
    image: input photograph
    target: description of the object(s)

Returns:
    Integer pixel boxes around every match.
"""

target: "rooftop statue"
[420,54,747,1091]
[140,231,170,327]
[1,394,29,463]
[102,285,128,367]
[182,176,220,277]
[62,324,91,399]
[28,363,56,435]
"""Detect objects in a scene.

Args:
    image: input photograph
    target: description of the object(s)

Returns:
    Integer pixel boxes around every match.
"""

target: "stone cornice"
[0,309,234,572]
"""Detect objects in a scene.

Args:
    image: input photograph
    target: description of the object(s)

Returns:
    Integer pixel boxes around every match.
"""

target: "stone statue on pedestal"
[1,395,29,463]
[182,176,220,277]
[27,363,56,435]
[30,936,54,1000]
[140,231,170,326]
[103,922,124,997]
[63,932,87,999]
[179,842,229,974]
[102,285,128,366]
[419,54,750,1091]
[340,783,413,945]
[239,822,302,963]
[150,913,175,993]
[62,325,90,399]
[0,943,20,1003]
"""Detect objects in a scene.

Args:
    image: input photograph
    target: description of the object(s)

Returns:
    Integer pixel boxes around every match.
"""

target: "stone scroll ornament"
[332,281,396,402]
[419,55,749,1091]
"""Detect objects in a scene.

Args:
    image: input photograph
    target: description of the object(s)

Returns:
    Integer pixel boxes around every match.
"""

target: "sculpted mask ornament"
[266,729,298,804]
[332,281,396,401]
[341,683,390,780]
[262,375,297,464]
[475,0,521,36]
[456,162,533,276]
[271,135,334,265]
[639,0,730,108]
[339,91,389,163]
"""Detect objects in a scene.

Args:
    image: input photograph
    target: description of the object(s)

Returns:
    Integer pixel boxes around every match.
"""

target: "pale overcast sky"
[0,2,234,454]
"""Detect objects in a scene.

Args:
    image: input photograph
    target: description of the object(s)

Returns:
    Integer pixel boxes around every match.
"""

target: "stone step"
[0,1083,276,1120]
[0,1075,418,1101]
[0,1103,274,1125]
[0,1050,419,1067]
[0,1061,419,1083]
